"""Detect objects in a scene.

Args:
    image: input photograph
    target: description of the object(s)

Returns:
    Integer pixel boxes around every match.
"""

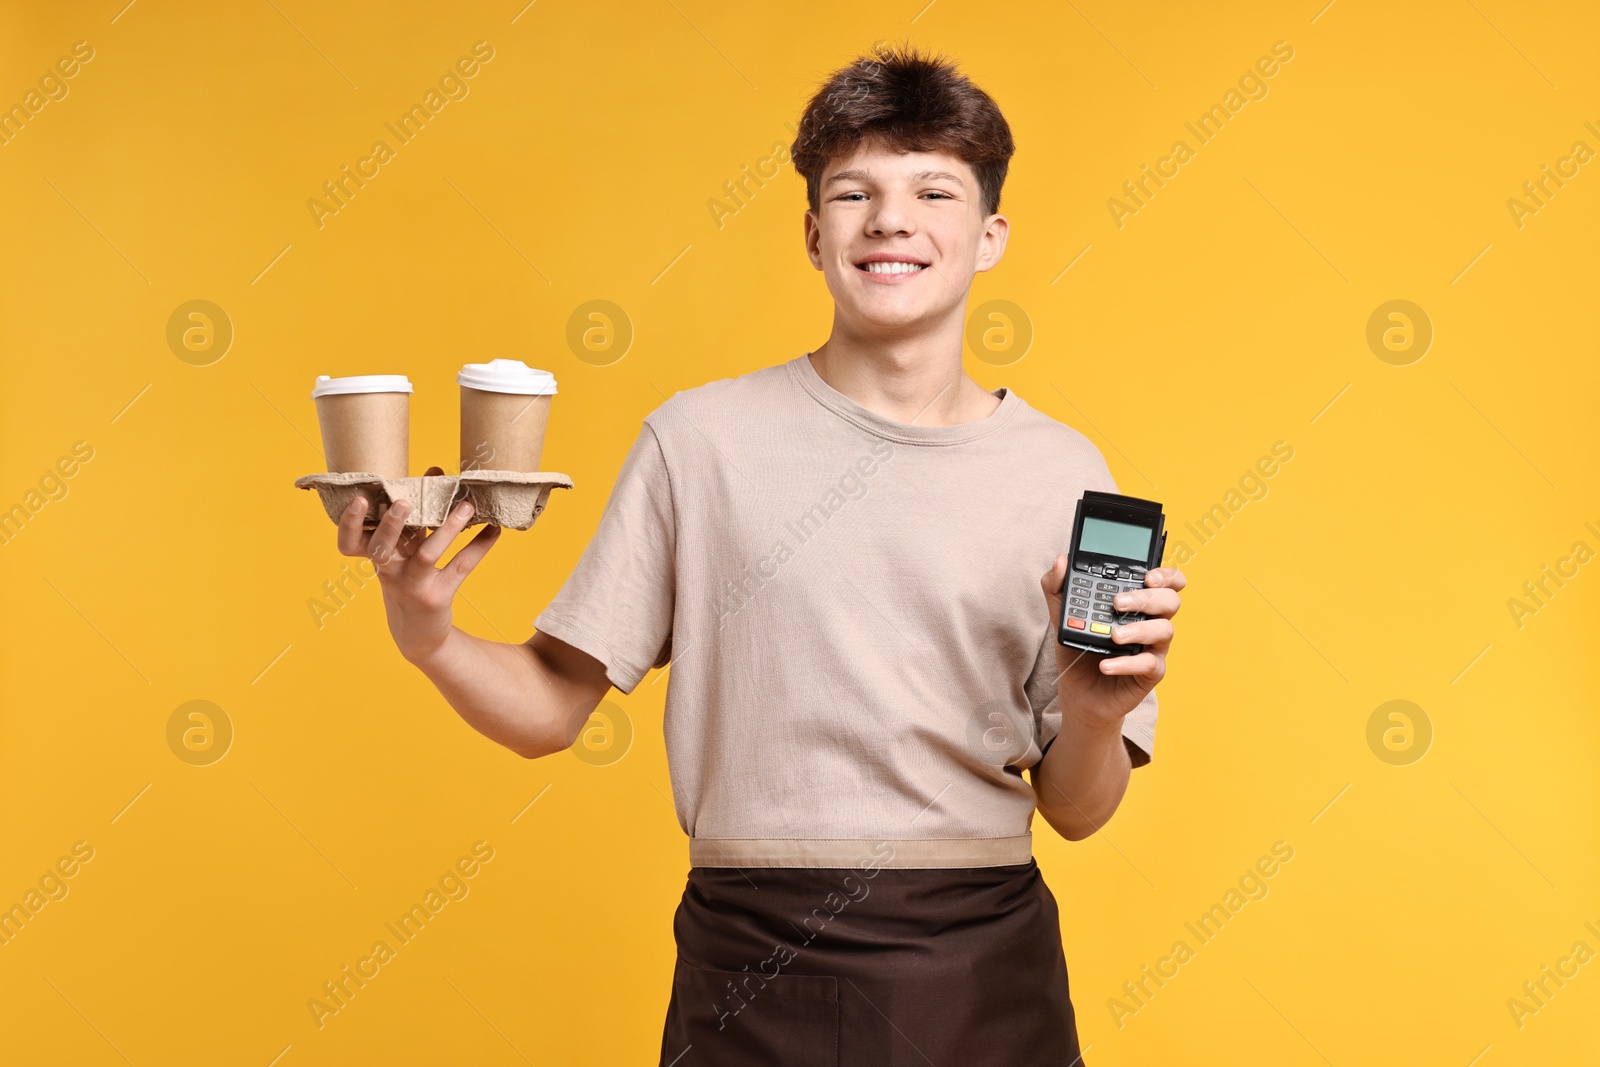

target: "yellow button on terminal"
[1089,622,1111,635]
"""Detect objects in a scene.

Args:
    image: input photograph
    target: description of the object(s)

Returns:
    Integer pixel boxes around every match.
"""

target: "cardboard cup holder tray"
[295,470,573,530]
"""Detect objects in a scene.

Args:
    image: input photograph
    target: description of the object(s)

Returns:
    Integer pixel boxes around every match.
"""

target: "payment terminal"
[1057,491,1167,657]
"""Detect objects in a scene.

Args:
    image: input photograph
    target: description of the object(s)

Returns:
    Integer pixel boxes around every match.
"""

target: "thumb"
[1040,553,1068,606]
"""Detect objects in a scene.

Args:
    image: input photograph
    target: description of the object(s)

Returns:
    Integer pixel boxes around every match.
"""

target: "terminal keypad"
[1066,561,1148,636]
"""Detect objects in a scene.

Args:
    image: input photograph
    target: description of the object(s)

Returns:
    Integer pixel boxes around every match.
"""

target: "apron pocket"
[661,960,839,1067]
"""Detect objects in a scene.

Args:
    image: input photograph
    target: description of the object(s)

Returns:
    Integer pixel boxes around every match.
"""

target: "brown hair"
[790,43,1016,217]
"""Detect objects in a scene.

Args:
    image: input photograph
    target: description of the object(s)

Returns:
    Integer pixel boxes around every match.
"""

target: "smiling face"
[803,136,1009,337]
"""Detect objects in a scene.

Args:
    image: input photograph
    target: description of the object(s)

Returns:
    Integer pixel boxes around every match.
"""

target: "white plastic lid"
[311,374,414,398]
[457,359,558,395]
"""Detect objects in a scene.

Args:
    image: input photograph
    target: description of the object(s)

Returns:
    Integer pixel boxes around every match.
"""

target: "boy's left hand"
[1039,555,1186,732]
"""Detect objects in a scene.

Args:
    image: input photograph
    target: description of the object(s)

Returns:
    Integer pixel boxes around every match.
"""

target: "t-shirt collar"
[789,352,1023,446]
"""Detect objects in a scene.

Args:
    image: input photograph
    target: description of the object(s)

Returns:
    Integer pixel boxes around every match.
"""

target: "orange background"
[1,1,1596,1063]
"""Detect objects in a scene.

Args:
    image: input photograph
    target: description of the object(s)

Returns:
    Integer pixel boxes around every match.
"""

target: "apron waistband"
[687,833,1033,869]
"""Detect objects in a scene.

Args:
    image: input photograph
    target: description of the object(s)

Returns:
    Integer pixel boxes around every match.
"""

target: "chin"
[858,291,960,330]
[845,304,933,332]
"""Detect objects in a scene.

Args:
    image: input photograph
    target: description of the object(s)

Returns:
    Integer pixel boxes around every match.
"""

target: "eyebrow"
[824,168,966,187]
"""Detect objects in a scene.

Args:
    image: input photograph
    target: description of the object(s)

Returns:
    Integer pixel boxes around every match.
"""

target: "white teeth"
[862,261,925,274]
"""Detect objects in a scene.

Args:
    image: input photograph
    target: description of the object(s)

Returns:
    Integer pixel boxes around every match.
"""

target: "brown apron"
[658,859,1085,1066]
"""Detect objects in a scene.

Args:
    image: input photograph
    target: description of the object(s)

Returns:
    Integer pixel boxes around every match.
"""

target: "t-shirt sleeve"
[532,422,675,695]
[1026,631,1157,769]
[1026,450,1159,769]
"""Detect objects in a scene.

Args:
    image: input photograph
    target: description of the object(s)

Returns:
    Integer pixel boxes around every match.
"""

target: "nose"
[866,191,913,237]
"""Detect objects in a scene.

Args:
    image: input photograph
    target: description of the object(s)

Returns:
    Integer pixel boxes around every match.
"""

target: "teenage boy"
[335,44,1184,1067]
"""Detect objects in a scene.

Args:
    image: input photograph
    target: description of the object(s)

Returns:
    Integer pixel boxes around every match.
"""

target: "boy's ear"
[974,212,1010,273]
[803,209,824,270]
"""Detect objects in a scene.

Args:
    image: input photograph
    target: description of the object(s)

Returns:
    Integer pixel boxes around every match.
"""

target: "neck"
[808,307,999,427]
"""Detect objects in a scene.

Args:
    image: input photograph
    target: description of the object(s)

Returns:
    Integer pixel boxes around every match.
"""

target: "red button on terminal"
[1066,618,1085,630]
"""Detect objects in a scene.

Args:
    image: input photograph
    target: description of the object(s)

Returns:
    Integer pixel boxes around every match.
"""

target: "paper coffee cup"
[458,359,557,473]
[311,374,412,479]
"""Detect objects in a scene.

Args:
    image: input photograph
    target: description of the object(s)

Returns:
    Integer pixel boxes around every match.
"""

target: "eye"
[922,191,953,200]
[835,192,867,201]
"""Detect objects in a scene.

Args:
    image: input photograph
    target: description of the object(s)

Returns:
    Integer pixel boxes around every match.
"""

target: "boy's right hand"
[336,464,502,664]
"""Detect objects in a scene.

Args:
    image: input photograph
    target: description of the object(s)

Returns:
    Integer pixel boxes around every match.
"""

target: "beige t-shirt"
[534,354,1158,868]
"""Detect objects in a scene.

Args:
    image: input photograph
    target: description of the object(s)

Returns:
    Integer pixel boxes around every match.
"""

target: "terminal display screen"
[1080,516,1153,561]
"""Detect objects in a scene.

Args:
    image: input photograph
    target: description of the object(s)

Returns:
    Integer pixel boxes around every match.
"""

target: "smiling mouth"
[856,260,928,275]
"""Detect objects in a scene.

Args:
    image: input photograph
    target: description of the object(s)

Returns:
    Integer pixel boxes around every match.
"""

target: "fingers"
[1041,556,1070,631]
[1146,566,1187,592]
[440,522,502,592]
[1111,616,1173,648]
[1115,586,1180,618]
[1099,649,1164,680]
[415,501,475,567]
[1113,567,1186,617]
[1040,554,1068,598]
[367,499,414,572]
[336,497,372,556]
